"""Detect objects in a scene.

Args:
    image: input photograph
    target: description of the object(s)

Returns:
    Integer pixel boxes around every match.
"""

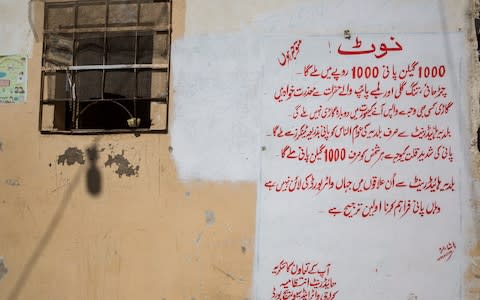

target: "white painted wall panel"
[0,0,32,56]
[170,0,469,182]
[255,33,468,300]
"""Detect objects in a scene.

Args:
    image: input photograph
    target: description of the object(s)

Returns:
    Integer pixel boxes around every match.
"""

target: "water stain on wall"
[104,151,139,178]
[57,147,85,166]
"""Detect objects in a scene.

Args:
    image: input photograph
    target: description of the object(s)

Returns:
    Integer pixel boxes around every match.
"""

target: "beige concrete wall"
[0,1,255,300]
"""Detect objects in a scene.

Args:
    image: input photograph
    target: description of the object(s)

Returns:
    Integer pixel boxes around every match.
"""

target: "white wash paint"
[255,33,469,300]
[170,32,263,182]
[170,0,474,299]
[170,0,470,182]
[0,0,33,56]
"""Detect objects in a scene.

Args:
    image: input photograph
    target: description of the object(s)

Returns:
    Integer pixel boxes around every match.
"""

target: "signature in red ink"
[437,241,456,262]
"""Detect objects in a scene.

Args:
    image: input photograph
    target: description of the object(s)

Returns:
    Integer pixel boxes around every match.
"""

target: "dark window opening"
[40,0,170,134]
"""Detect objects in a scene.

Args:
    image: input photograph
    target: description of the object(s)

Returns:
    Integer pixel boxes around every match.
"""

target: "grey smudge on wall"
[0,141,3,152]
[0,257,8,281]
[57,147,85,166]
[5,179,20,186]
[104,151,139,177]
[205,210,215,226]
[407,293,417,300]
[195,232,203,245]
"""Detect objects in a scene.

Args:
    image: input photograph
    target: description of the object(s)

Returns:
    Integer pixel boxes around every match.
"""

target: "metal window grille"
[39,0,171,134]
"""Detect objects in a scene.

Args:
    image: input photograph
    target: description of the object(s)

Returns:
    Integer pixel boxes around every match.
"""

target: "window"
[39,0,170,134]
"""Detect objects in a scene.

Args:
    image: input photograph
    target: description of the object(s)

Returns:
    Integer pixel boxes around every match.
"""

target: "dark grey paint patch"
[57,147,85,166]
[104,151,139,178]
[0,257,8,281]
[205,210,215,226]
[5,179,20,186]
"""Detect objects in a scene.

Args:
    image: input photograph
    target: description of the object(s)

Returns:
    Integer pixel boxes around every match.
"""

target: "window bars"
[39,0,171,134]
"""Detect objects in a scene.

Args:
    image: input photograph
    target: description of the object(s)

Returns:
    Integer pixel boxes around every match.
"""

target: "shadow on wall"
[86,145,102,196]
[7,140,102,300]
[56,144,103,196]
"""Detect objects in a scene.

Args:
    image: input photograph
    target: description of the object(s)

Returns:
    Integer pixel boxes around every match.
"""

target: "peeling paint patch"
[57,147,85,166]
[0,257,8,281]
[104,151,139,177]
[205,210,215,226]
[5,179,19,186]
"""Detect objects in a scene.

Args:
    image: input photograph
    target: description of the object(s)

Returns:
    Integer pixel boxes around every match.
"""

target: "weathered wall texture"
[0,0,32,56]
[0,0,478,299]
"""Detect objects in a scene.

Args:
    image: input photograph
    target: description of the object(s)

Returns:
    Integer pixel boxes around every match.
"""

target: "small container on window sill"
[127,117,141,128]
